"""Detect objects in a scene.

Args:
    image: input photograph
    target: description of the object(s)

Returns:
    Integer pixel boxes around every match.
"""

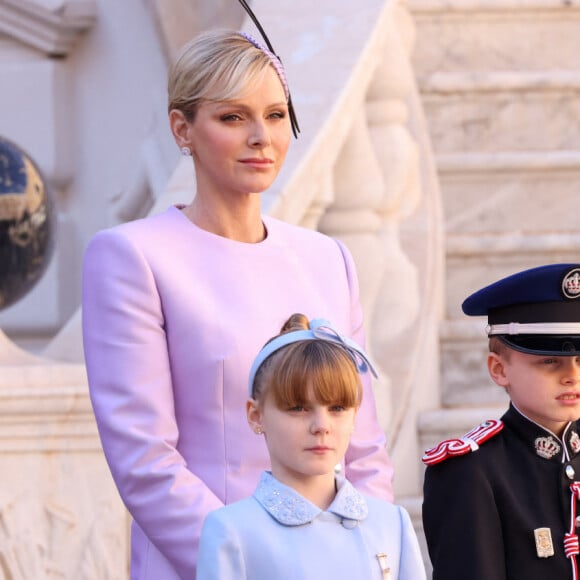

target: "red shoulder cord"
[422,419,504,466]
[565,483,580,579]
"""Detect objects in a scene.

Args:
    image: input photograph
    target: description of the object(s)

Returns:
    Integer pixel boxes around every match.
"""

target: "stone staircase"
[406,1,580,572]
[410,0,580,442]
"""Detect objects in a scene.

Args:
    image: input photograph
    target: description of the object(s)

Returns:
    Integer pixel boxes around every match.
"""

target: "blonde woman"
[82,17,393,580]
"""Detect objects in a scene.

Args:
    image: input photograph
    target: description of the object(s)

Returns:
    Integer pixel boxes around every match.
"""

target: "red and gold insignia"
[535,436,561,459]
[570,431,580,454]
[562,268,580,299]
[422,419,504,466]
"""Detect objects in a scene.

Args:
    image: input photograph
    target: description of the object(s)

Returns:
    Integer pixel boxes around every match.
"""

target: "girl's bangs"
[270,342,362,409]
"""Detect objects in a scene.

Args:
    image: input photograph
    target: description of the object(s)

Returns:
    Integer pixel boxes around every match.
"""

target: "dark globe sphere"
[0,136,55,310]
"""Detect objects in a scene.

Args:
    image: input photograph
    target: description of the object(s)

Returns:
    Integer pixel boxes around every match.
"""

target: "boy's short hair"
[488,336,512,358]
[463,263,580,356]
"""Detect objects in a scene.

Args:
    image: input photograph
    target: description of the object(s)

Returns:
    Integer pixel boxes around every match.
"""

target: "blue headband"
[248,319,378,396]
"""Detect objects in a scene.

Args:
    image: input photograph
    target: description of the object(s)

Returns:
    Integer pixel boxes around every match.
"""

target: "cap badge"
[535,436,561,459]
[571,431,580,454]
[562,268,580,300]
[534,527,555,558]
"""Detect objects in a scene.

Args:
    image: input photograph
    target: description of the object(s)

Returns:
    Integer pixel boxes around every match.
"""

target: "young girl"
[196,314,426,579]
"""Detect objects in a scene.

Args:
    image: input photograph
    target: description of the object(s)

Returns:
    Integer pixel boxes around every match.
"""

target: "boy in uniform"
[423,263,580,580]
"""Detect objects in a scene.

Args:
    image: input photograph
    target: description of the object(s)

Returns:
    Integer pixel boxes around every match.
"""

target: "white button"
[566,465,575,479]
[341,518,358,530]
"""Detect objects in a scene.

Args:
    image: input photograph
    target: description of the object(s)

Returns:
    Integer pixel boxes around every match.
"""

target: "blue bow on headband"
[248,318,378,396]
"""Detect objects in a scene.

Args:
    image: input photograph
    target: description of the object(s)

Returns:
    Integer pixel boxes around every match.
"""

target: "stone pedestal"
[0,331,128,580]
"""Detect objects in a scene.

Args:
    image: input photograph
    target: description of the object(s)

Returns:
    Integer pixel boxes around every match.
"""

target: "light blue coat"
[197,472,426,580]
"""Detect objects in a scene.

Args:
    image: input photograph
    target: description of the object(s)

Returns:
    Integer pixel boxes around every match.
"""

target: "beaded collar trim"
[253,471,368,526]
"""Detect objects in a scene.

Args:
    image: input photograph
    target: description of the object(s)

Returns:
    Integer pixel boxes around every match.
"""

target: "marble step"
[444,233,580,319]
[439,319,510,407]
[418,71,580,154]
[409,0,580,75]
[436,151,580,236]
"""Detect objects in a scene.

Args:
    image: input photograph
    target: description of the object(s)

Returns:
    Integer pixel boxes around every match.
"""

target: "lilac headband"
[239,31,289,101]
[237,0,300,138]
[248,318,378,396]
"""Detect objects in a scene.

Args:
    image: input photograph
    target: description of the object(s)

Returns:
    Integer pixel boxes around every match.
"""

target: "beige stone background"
[1,0,579,577]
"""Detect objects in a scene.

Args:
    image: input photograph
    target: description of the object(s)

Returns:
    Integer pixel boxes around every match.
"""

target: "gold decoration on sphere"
[0,136,55,310]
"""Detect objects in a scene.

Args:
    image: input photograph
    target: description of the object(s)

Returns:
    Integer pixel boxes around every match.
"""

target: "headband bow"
[248,318,378,396]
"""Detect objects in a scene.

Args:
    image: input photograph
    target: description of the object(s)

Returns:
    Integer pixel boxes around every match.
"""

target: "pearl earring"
[255,428,263,435]
[180,146,191,156]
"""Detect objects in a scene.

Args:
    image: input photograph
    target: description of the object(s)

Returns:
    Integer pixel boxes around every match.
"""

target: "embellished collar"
[503,403,580,462]
[253,471,368,526]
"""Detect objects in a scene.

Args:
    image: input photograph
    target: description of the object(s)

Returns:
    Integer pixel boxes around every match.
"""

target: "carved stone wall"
[0,332,128,579]
[0,0,177,351]
[148,0,245,60]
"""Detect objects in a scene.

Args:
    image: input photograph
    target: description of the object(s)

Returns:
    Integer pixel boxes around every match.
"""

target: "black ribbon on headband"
[237,0,300,138]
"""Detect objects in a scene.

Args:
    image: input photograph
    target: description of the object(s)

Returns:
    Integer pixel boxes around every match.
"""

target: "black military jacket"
[423,404,580,580]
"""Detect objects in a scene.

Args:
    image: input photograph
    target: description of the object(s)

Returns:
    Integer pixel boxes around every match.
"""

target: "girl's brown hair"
[253,313,363,410]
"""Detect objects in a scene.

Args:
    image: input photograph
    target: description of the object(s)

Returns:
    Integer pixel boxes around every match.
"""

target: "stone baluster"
[366,5,424,447]
[317,106,394,432]
[317,3,425,447]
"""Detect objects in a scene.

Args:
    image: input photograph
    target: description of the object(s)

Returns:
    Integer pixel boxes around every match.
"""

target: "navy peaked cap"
[462,263,580,355]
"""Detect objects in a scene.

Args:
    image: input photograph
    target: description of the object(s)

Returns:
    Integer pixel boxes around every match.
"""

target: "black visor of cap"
[498,335,580,356]
[488,302,580,356]
[489,301,580,325]
[489,300,580,354]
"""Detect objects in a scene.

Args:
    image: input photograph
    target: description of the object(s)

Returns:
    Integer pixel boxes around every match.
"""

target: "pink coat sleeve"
[82,230,222,579]
[335,239,395,502]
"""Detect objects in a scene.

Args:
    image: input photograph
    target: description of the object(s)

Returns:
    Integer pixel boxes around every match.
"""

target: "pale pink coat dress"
[82,206,394,579]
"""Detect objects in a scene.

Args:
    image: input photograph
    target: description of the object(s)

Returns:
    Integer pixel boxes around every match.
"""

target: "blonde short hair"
[168,30,277,120]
